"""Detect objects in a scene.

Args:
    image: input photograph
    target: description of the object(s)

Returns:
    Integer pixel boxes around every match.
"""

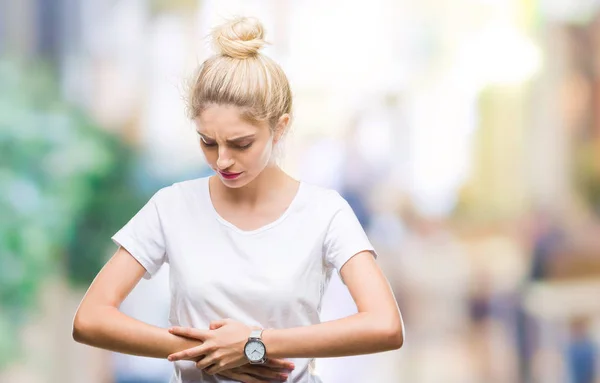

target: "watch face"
[244,340,266,362]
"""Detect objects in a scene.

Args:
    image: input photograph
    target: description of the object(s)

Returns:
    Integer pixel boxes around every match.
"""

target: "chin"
[219,174,253,189]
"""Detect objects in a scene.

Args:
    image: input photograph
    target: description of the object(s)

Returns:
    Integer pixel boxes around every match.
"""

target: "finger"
[206,364,221,375]
[195,355,218,371]
[209,322,224,330]
[168,326,209,340]
[209,319,229,330]
[239,365,290,381]
[206,358,242,376]
[218,370,267,383]
[168,343,212,362]
[216,370,244,382]
[246,364,290,374]
[264,358,295,371]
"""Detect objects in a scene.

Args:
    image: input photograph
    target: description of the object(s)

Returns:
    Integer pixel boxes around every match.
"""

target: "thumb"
[209,319,228,330]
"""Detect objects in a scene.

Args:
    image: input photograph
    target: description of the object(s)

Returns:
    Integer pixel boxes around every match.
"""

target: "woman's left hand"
[167,319,253,375]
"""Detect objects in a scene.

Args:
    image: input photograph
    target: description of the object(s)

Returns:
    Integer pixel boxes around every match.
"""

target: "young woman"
[73,16,404,383]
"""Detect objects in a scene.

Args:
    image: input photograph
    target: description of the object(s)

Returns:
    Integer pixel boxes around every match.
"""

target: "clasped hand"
[168,318,293,382]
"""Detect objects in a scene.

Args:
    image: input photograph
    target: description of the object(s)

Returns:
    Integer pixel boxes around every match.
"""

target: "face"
[195,105,286,188]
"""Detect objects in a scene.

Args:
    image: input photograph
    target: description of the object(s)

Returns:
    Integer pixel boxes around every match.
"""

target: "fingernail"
[279,373,288,380]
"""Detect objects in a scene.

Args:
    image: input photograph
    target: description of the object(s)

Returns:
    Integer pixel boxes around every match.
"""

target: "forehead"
[195,105,265,137]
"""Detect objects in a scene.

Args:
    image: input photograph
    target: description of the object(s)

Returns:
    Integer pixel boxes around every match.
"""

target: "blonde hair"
[187,17,293,132]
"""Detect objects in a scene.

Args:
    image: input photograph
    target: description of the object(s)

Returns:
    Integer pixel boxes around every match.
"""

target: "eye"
[200,137,217,147]
[236,142,253,150]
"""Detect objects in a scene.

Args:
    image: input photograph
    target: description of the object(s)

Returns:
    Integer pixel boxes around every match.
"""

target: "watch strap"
[249,329,263,340]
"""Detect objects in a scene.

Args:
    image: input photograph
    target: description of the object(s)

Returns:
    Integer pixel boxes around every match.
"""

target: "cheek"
[243,148,268,168]
[246,140,273,164]
[257,141,274,163]
[262,136,276,154]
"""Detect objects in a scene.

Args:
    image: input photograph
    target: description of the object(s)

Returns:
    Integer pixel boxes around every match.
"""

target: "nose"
[216,147,234,170]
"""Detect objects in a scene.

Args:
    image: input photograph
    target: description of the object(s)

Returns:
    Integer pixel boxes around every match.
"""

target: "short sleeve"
[323,194,377,276]
[111,191,167,280]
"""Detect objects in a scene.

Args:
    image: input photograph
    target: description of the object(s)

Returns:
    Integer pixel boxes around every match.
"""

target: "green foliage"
[0,58,145,368]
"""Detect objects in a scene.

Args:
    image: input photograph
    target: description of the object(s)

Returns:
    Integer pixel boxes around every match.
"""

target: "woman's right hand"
[217,358,294,382]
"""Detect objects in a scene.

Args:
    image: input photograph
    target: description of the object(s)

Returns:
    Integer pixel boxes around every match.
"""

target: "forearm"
[73,305,199,358]
[263,312,404,359]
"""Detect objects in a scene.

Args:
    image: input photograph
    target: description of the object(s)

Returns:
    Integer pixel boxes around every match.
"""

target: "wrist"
[260,328,279,358]
[244,327,267,364]
[169,331,201,355]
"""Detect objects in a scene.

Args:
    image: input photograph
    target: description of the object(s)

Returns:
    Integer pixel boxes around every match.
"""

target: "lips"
[218,170,243,180]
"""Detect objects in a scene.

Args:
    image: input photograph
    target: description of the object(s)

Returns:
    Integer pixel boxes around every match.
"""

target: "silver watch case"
[244,329,267,364]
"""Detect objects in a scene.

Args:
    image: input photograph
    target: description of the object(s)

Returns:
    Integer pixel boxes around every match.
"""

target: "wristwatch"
[244,329,267,364]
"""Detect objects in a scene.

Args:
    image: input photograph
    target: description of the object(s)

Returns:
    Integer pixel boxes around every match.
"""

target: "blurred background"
[2,0,600,382]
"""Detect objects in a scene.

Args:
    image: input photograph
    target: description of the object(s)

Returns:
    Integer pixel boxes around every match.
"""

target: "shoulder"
[151,176,209,207]
[299,181,352,215]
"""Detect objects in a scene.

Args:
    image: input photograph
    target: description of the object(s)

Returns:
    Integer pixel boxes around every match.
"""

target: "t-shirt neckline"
[204,177,305,235]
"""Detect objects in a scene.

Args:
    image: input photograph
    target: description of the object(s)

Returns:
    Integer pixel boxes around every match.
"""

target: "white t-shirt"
[112,177,376,383]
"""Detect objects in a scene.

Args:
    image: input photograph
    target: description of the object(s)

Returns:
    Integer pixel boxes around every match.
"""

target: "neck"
[213,164,289,206]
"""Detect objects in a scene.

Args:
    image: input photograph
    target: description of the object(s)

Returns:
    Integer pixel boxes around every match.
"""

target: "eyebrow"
[196,132,255,143]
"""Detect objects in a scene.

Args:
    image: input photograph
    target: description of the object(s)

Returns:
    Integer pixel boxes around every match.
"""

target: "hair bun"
[212,17,266,59]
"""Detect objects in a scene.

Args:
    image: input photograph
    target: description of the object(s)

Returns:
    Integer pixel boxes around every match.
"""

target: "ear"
[273,114,290,143]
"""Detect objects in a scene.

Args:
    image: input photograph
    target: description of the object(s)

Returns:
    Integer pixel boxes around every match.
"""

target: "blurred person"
[515,210,566,382]
[467,272,501,383]
[566,317,597,383]
[72,16,404,383]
